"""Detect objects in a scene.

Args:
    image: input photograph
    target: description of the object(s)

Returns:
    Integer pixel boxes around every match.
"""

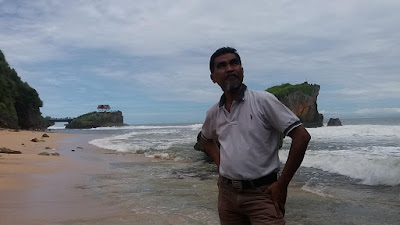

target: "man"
[200,47,311,224]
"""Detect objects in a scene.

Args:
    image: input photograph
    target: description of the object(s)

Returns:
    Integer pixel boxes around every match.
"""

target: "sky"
[1,0,399,124]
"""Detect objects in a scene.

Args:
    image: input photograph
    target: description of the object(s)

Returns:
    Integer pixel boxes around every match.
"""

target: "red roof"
[97,105,110,109]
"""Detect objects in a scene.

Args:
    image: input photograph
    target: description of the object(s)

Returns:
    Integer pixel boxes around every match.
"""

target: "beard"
[222,78,242,93]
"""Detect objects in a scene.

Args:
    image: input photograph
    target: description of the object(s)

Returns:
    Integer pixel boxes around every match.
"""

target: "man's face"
[210,53,244,92]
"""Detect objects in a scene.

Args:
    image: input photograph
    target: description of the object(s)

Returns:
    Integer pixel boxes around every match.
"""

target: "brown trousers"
[218,176,285,225]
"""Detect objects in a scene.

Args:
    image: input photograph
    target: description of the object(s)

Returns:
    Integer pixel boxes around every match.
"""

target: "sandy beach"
[0,129,142,225]
[0,130,94,224]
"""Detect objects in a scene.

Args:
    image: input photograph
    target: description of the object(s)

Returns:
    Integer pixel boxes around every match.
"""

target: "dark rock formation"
[31,138,45,142]
[38,151,60,156]
[267,82,323,128]
[327,118,342,126]
[38,151,50,156]
[65,111,125,129]
[0,147,22,154]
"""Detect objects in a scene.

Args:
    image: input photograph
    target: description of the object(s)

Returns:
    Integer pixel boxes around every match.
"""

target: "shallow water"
[51,118,400,224]
[75,159,220,225]
[62,157,400,225]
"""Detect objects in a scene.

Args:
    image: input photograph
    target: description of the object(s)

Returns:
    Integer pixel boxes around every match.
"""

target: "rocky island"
[266,82,323,128]
[65,110,125,129]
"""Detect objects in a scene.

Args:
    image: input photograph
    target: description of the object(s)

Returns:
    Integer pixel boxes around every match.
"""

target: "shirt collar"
[219,84,247,107]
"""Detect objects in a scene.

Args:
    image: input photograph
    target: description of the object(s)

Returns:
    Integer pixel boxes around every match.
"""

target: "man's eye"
[230,59,239,65]
[216,62,227,69]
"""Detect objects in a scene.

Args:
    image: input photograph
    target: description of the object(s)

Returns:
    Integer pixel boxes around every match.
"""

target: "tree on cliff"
[0,50,50,129]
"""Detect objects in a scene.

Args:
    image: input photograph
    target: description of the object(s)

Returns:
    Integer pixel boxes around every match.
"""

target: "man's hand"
[267,180,287,219]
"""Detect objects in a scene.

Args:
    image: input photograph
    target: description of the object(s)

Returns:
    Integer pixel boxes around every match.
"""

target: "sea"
[49,117,400,225]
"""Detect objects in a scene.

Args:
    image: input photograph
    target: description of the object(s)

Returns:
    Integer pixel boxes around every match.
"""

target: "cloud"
[1,0,399,122]
[356,108,400,115]
[329,80,400,102]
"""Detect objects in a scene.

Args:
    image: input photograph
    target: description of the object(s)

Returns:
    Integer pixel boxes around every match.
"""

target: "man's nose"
[225,63,234,71]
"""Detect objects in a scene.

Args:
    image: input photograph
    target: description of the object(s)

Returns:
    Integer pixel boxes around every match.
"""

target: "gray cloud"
[1,0,399,122]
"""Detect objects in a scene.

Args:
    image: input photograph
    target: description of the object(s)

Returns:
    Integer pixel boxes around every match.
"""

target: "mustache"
[225,73,239,80]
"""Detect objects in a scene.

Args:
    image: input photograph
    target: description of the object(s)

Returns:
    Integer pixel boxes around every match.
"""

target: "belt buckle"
[231,180,243,190]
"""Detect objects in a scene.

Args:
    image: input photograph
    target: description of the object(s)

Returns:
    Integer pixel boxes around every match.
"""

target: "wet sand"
[0,129,151,225]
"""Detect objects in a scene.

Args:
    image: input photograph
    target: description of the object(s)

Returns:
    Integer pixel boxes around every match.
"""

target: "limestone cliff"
[266,82,323,128]
[65,111,125,129]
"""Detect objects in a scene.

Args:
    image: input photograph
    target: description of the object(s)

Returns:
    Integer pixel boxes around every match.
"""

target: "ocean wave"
[47,125,66,129]
[89,135,195,153]
[89,138,144,152]
[307,125,400,141]
[280,146,400,186]
[87,123,203,131]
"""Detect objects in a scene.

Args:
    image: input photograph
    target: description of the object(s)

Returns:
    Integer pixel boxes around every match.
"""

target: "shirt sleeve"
[201,105,218,141]
[260,92,301,136]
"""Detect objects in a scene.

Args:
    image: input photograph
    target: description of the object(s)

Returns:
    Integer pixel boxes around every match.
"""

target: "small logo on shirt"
[250,114,253,120]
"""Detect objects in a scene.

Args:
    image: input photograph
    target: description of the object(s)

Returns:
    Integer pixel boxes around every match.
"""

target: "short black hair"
[209,47,241,73]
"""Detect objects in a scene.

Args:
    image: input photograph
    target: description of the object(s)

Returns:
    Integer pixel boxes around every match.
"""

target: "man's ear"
[210,73,216,83]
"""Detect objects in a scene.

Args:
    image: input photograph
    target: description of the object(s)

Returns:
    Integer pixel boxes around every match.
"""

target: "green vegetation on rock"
[65,111,124,129]
[266,82,314,100]
[0,50,50,129]
[266,82,323,128]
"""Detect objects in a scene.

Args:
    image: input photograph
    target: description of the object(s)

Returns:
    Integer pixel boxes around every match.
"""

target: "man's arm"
[200,138,220,167]
[267,125,311,217]
[279,125,310,186]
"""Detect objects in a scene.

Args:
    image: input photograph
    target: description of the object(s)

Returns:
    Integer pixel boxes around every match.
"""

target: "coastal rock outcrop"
[267,82,323,128]
[65,111,125,129]
[0,147,22,154]
[38,151,60,156]
[327,118,342,126]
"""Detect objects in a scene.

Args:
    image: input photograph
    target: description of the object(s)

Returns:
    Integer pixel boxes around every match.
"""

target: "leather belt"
[221,173,278,190]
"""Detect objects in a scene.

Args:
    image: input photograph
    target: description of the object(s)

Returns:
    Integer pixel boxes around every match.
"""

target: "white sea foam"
[280,146,400,186]
[145,153,171,159]
[301,177,333,198]
[47,126,66,130]
[47,123,66,129]
[279,123,400,186]
[174,157,185,161]
[307,125,400,142]
[89,137,144,152]
[189,123,203,130]
[88,123,203,131]
[88,125,198,153]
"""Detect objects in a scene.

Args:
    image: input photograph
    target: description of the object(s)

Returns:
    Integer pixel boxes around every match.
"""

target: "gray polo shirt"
[201,84,301,180]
